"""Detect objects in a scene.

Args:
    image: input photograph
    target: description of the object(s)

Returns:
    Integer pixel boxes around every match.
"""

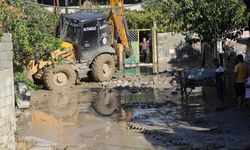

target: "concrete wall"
[157,33,201,72]
[0,33,15,150]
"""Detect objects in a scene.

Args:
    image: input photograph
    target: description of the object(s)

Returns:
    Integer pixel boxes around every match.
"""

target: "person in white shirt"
[213,58,225,111]
[140,38,150,63]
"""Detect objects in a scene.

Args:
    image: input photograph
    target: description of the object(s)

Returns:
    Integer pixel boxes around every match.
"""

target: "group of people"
[214,54,249,111]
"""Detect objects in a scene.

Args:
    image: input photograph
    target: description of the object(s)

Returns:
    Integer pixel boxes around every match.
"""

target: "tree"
[0,0,62,88]
[0,0,61,68]
[143,0,247,42]
[125,10,159,29]
[125,0,181,32]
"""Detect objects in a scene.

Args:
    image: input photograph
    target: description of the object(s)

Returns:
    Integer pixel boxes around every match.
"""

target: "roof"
[64,12,107,23]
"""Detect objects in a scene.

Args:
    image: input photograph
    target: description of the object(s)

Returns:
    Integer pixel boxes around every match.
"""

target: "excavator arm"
[108,0,133,57]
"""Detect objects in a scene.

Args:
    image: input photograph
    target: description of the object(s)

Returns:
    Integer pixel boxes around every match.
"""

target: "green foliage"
[14,72,43,90]
[125,8,176,32]
[125,10,155,29]
[143,0,248,41]
[0,0,61,67]
[0,0,62,89]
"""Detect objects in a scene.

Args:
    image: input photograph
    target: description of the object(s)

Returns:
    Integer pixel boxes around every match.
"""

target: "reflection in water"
[120,107,133,129]
[90,88,181,128]
[31,88,203,128]
[91,88,206,126]
[29,93,80,146]
[31,92,80,144]
[32,110,78,134]
[92,91,134,128]
[25,87,204,148]
[91,89,120,116]
[91,89,133,129]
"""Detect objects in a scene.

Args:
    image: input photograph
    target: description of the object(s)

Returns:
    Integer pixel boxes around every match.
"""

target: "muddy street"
[16,71,250,150]
[3,0,250,149]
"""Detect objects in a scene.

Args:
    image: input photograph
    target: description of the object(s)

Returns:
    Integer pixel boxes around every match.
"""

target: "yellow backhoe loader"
[26,0,133,90]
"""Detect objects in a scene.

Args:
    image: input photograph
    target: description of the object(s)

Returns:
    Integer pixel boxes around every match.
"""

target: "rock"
[16,109,22,118]
[105,127,111,133]
[171,89,178,95]
[117,80,122,84]
[123,82,129,87]
[134,83,141,87]
[16,96,31,109]
[141,83,147,87]
[164,80,169,84]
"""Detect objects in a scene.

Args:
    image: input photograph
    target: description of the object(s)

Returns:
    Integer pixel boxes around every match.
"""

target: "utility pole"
[65,0,69,14]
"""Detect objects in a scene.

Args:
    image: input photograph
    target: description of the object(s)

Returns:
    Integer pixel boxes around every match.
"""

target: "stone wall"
[0,33,15,149]
[157,33,201,72]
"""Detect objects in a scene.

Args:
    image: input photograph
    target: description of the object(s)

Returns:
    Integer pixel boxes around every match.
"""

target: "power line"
[9,0,153,10]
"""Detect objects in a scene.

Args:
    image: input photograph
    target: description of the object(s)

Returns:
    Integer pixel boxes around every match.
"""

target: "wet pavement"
[16,87,179,149]
[16,66,250,150]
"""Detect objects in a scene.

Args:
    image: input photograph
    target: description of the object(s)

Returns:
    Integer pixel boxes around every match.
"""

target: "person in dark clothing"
[213,58,225,111]
[140,38,150,63]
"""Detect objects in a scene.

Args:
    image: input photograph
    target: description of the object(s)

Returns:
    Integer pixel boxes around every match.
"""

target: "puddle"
[90,88,182,126]
[17,87,207,148]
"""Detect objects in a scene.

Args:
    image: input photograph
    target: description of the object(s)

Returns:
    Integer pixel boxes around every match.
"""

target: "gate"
[124,29,155,65]
[124,30,140,65]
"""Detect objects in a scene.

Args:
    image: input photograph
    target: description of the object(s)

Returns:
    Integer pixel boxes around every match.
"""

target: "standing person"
[234,54,248,110]
[140,38,150,63]
[213,58,225,111]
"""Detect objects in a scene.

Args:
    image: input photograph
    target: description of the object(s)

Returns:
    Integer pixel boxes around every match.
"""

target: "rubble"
[15,82,31,109]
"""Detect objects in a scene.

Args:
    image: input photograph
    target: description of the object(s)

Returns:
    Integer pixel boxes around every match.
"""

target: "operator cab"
[59,12,110,62]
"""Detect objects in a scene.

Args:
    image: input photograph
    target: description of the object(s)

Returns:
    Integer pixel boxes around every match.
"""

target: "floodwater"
[16,66,250,149]
[17,87,185,149]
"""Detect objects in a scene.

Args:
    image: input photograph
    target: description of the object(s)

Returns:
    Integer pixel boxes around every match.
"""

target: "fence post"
[65,0,69,14]
[152,21,157,65]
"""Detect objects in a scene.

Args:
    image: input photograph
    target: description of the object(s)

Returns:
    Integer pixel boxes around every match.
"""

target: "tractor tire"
[43,64,76,91]
[91,54,115,82]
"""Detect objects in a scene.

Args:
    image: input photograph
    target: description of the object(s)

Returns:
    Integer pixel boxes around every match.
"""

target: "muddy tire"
[91,54,115,82]
[43,65,76,90]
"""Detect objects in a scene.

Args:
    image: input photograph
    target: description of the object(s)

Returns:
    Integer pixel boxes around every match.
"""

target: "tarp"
[183,68,215,80]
